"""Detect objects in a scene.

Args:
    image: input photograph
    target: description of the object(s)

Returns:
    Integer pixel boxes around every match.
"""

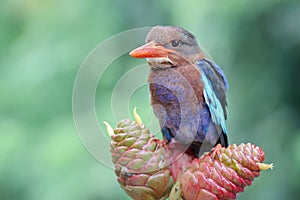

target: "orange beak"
[129,41,173,58]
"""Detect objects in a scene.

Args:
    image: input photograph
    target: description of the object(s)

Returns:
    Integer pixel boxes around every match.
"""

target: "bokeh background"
[1,0,300,199]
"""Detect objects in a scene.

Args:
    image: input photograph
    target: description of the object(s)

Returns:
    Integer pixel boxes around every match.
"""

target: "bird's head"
[130,26,204,69]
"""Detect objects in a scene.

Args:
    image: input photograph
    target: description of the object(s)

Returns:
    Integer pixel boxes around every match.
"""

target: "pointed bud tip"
[133,107,143,126]
[257,163,274,171]
[103,121,114,137]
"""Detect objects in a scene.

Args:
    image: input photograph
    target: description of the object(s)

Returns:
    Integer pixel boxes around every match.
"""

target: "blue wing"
[197,59,228,134]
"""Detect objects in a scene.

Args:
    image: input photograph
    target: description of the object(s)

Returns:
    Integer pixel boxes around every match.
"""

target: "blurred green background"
[1,0,300,199]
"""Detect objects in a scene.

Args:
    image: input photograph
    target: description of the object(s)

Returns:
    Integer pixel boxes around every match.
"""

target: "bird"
[129,26,229,156]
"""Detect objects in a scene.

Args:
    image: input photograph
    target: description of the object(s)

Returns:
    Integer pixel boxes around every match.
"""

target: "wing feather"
[197,59,228,134]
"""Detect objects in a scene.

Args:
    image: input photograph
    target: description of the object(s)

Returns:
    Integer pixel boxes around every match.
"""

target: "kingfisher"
[129,26,229,156]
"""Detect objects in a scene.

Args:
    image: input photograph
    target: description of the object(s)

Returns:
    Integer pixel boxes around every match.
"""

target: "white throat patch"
[146,57,173,69]
[146,57,173,65]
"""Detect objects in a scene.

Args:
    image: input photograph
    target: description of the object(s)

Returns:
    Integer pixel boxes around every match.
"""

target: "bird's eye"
[171,40,180,47]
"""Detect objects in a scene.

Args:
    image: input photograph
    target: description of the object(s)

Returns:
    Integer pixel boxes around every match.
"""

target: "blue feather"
[210,62,229,90]
[197,60,227,134]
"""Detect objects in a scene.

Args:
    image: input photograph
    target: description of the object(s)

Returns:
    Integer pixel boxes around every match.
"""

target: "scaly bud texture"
[179,144,271,200]
[108,118,272,200]
[110,119,174,200]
